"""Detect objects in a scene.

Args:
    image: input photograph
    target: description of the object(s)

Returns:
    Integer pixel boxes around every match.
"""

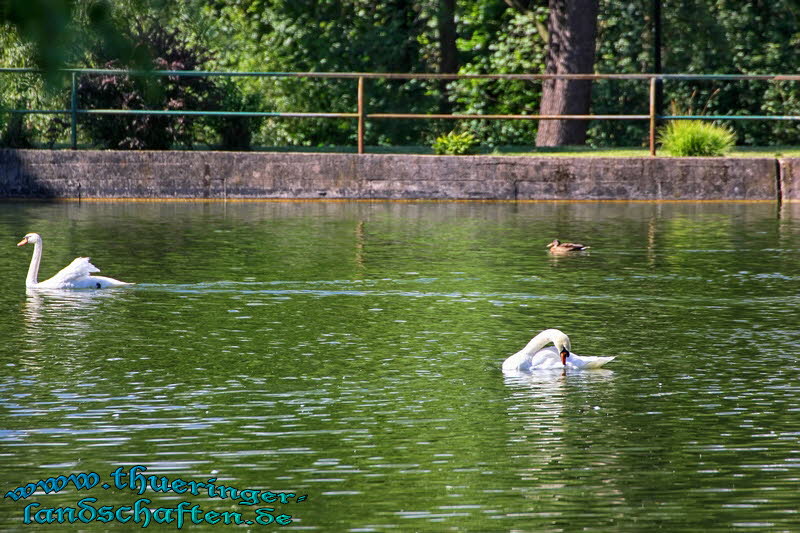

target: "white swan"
[502,329,615,371]
[17,232,131,289]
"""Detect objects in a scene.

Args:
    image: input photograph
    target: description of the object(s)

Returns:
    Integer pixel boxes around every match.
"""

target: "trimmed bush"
[432,130,478,155]
[658,120,736,157]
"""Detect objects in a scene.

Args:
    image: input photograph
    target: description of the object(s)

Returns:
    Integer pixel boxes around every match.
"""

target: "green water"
[1,200,798,532]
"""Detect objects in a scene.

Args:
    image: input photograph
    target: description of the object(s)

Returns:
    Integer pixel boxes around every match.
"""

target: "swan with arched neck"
[502,329,614,371]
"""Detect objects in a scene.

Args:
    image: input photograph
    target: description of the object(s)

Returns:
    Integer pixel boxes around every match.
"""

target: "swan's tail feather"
[91,276,133,288]
[79,257,101,274]
[580,356,616,369]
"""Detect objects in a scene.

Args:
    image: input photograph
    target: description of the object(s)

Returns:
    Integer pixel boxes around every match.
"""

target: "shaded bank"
[0,149,797,201]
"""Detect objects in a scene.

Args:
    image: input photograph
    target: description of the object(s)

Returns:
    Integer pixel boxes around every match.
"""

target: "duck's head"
[546,239,561,249]
[17,233,40,247]
[550,329,572,365]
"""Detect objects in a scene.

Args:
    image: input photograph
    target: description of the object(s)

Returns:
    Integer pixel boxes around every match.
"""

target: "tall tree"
[535,0,599,146]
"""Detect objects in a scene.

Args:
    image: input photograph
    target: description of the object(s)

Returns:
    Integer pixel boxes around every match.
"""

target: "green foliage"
[5,0,800,150]
[0,23,70,147]
[0,113,34,148]
[203,0,435,147]
[77,18,222,149]
[0,0,76,81]
[0,0,155,82]
[592,0,800,147]
[213,78,262,151]
[589,1,651,147]
[658,94,736,156]
[432,130,478,155]
[449,3,547,147]
[658,120,736,157]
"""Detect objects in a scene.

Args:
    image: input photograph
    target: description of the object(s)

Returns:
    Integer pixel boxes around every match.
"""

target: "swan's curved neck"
[26,240,42,287]
[521,330,557,356]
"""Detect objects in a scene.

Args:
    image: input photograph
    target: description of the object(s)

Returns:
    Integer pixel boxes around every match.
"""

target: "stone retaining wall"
[1,149,796,201]
[778,158,800,201]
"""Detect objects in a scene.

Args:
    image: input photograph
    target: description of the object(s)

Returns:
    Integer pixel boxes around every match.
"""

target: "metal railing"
[3,68,800,155]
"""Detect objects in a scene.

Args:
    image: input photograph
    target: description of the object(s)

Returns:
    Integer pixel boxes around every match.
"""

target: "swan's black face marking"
[560,348,570,366]
[96,282,101,289]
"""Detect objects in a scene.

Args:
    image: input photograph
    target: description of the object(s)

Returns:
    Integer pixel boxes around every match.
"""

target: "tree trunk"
[535,0,599,146]
[438,0,458,113]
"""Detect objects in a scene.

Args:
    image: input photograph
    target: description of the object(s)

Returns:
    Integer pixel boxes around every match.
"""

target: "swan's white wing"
[69,275,131,289]
[41,257,100,287]
[569,354,616,369]
[528,347,567,369]
[504,349,616,372]
[503,347,563,371]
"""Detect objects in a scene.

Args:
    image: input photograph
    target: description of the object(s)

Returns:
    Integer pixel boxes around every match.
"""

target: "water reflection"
[501,369,619,524]
[503,367,615,389]
[502,368,616,426]
[23,288,121,329]
[20,288,129,365]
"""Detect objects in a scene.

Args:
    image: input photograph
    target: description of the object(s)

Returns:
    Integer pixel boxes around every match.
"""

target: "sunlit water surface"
[1,200,799,531]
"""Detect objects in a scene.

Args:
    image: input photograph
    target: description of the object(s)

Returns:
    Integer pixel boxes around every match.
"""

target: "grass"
[658,120,735,157]
[27,142,800,158]
[432,131,479,155]
[256,144,800,158]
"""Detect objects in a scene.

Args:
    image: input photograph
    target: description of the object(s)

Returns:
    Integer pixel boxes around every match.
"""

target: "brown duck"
[547,239,590,254]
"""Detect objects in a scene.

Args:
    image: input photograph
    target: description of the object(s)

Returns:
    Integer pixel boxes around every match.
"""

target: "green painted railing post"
[70,72,77,150]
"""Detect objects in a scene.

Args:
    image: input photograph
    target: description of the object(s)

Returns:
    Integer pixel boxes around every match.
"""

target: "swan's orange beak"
[560,348,570,366]
[17,237,28,247]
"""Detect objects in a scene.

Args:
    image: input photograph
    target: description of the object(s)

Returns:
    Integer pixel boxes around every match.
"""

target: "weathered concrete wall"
[0,149,788,201]
[779,158,800,201]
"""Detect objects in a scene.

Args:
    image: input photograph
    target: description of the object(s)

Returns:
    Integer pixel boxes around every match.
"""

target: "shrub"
[432,130,479,155]
[78,19,222,150]
[658,120,736,157]
[213,78,262,151]
[0,113,34,148]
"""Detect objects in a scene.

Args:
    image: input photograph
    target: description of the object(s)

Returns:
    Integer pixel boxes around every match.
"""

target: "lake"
[1,200,798,531]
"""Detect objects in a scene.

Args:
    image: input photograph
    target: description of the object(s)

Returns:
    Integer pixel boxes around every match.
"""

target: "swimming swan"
[502,329,615,371]
[17,232,131,289]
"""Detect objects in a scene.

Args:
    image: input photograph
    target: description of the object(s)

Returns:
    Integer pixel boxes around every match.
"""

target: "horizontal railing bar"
[5,108,800,121]
[80,109,359,118]
[368,113,651,120]
[664,114,800,120]
[0,109,71,115]
[4,67,800,82]
[0,109,358,118]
